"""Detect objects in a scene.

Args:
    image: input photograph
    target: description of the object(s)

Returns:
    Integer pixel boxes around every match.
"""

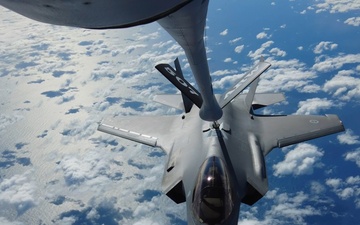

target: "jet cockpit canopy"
[192,156,235,224]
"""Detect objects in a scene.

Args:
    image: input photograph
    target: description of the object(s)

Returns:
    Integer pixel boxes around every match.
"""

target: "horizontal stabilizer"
[219,61,271,108]
[156,59,203,108]
[154,94,184,111]
[252,93,285,109]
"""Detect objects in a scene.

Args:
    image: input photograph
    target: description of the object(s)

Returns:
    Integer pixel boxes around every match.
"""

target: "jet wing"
[98,115,181,154]
[258,114,345,156]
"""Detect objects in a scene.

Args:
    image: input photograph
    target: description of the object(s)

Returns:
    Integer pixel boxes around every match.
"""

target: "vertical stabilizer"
[245,77,260,113]
[174,58,194,113]
[156,59,203,109]
[219,60,271,109]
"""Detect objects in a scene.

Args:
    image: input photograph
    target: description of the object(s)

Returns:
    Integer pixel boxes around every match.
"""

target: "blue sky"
[0,0,359,224]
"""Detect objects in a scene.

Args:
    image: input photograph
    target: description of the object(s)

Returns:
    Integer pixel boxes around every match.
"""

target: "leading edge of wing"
[98,115,180,154]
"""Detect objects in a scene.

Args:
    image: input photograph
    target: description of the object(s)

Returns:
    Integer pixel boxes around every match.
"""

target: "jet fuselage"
[166,96,267,225]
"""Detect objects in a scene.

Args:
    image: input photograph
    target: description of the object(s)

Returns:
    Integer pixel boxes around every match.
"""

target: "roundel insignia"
[310,119,319,124]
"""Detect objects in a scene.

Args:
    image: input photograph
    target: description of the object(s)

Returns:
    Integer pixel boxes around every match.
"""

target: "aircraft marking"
[164,65,200,97]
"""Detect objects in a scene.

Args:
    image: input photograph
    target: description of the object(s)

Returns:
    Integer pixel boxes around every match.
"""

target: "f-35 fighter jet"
[98,58,344,225]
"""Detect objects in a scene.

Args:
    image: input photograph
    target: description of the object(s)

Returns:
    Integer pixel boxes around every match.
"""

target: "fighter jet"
[98,58,344,225]
[0,1,345,224]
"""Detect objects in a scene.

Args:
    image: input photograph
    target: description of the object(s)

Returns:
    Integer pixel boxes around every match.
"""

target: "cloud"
[295,98,335,115]
[344,148,360,167]
[0,171,37,214]
[122,44,147,54]
[234,45,244,53]
[224,57,232,63]
[273,143,324,177]
[53,197,124,225]
[0,217,25,225]
[60,118,99,144]
[344,17,360,26]
[59,154,109,186]
[247,41,274,60]
[310,181,326,194]
[265,190,321,223]
[212,73,242,89]
[269,48,286,57]
[257,58,319,93]
[313,41,338,54]
[312,53,360,72]
[326,175,360,208]
[239,189,326,224]
[211,69,238,76]
[220,29,228,36]
[0,113,24,133]
[323,69,360,100]
[337,129,360,145]
[229,37,242,44]
[256,31,270,39]
[314,0,360,13]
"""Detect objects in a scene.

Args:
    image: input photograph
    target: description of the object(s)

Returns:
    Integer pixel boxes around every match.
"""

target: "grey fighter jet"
[98,58,344,225]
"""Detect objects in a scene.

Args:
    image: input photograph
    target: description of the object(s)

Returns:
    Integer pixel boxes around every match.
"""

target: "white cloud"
[326,178,342,189]
[250,57,320,94]
[60,118,99,144]
[213,73,242,89]
[314,0,360,13]
[54,216,77,225]
[0,172,37,214]
[344,148,360,167]
[337,129,360,145]
[0,217,25,225]
[57,149,121,187]
[295,98,335,115]
[247,41,274,60]
[133,218,160,225]
[326,176,360,207]
[235,45,244,53]
[224,57,232,63]
[313,41,338,54]
[242,189,327,224]
[256,31,269,39]
[313,53,360,72]
[344,17,360,26]
[273,143,324,177]
[220,29,228,36]
[265,190,321,223]
[269,48,286,57]
[323,69,360,100]
[229,37,242,44]
[0,113,24,133]
[310,181,326,194]
[297,46,304,51]
[211,69,238,76]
